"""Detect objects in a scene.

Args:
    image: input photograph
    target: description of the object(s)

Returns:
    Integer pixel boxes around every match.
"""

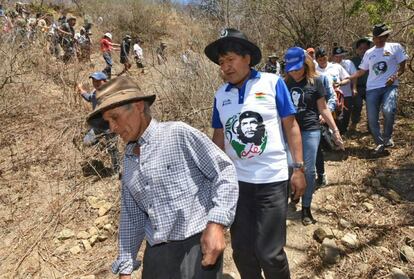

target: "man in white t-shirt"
[349,23,408,154]
[315,47,351,134]
[133,38,145,71]
[332,46,357,134]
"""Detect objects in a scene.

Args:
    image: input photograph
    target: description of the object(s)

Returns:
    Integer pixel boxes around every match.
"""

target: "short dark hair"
[217,41,251,58]
[355,38,372,49]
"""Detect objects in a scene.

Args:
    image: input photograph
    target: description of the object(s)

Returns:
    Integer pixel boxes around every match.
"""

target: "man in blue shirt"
[77,71,120,173]
[86,76,238,279]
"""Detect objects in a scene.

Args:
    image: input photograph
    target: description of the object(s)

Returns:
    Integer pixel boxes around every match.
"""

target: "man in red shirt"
[100,32,120,79]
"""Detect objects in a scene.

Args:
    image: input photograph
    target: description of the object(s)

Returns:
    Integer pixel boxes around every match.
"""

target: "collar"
[225,69,261,92]
[125,118,158,156]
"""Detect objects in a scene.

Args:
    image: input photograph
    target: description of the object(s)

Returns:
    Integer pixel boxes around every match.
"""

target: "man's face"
[218,52,251,86]
[316,56,328,69]
[356,42,370,56]
[373,35,388,48]
[102,101,145,143]
[68,19,76,26]
[240,117,258,138]
[92,79,106,90]
[332,55,343,64]
[270,57,277,64]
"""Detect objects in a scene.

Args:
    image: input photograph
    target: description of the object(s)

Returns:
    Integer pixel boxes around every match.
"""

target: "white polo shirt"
[212,70,296,184]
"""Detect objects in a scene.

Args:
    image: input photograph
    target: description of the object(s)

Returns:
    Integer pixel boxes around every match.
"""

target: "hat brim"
[204,37,262,66]
[373,29,392,37]
[87,94,156,130]
[285,60,304,72]
[333,51,348,56]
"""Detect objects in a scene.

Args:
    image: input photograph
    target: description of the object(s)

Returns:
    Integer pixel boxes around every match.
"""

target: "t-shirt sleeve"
[211,97,223,129]
[338,64,350,79]
[275,78,297,118]
[315,77,327,99]
[359,52,369,71]
[395,44,408,64]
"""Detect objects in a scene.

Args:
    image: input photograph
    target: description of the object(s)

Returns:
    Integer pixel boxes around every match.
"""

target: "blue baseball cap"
[89,72,107,81]
[284,47,306,72]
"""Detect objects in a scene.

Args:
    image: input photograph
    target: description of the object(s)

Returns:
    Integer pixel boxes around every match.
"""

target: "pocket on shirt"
[152,162,189,200]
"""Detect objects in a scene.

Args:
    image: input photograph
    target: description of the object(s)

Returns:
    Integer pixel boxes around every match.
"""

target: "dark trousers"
[231,181,290,279]
[316,140,325,177]
[142,233,222,279]
[351,86,366,125]
[337,96,353,134]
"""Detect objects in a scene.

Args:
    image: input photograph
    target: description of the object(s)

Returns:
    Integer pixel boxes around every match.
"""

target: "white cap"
[104,32,112,40]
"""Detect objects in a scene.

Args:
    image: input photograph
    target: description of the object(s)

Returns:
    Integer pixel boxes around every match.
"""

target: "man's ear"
[134,100,145,113]
[245,54,252,66]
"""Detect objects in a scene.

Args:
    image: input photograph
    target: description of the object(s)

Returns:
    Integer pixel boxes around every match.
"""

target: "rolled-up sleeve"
[111,184,146,275]
[182,125,238,227]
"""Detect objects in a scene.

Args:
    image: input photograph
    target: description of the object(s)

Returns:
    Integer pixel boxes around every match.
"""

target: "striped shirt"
[112,119,238,275]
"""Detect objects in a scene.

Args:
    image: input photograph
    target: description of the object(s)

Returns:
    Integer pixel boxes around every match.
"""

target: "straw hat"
[87,76,155,130]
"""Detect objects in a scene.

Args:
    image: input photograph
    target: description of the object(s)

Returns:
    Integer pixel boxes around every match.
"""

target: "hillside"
[0,1,414,278]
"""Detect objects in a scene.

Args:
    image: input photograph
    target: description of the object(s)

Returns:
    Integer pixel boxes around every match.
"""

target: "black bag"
[320,125,338,151]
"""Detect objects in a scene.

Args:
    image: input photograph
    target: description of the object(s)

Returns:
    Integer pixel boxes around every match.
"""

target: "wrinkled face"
[316,56,328,69]
[373,35,388,48]
[356,42,370,57]
[240,117,258,138]
[288,67,305,82]
[92,79,106,90]
[102,101,145,143]
[218,52,251,87]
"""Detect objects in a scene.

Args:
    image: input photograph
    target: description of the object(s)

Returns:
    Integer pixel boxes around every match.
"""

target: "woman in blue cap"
[284,47,344,225]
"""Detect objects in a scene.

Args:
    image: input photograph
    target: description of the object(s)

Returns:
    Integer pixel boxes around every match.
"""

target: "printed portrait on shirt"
[373,61,388,75]
[289,87,306,112]
[225,111,268,159]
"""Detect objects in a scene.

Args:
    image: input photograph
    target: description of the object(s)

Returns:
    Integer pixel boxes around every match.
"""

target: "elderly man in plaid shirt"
[87,76,238,279]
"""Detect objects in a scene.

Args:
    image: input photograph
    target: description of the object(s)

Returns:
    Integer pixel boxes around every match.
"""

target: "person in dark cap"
[205,28,306,279]
[87,76,238,279]
[349,23,408,154]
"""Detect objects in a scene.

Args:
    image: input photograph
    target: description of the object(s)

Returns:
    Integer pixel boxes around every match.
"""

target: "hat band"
[97,88,143,105]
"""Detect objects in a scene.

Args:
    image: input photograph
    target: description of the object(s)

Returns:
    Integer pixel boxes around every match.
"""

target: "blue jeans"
[366,86,398,145]
[102,52,113,78]
[301,130,321,207]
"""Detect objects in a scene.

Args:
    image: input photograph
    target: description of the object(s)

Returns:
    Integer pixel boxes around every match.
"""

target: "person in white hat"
[87,76,238,279]
[100,32,120,79]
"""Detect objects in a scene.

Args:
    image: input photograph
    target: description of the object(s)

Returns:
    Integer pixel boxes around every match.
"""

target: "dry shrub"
[82,0,169,42]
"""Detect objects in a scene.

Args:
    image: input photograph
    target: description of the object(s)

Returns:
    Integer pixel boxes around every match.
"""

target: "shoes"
[384,139,394,148]
[349,123,357,132]
[302,207,316,226]
[373,144,385,154]
[315,174,328,188]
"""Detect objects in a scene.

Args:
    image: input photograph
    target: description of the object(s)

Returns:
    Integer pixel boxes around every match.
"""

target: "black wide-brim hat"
[372,23,392,37]
[204,28,262,66]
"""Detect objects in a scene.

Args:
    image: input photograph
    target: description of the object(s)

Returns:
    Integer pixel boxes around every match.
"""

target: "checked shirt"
[112,119,238,275]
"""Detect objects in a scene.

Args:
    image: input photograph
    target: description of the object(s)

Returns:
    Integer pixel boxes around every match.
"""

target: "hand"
[76,83,84,93]
[319,115,326,124]
[290,170,306,201]
[386,75,396,86]
[200,223,226,267]
[352,89,358,96]
[332,130,345,150]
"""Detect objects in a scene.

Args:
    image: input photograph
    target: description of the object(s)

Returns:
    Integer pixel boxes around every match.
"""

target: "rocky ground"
[0,52,413,279]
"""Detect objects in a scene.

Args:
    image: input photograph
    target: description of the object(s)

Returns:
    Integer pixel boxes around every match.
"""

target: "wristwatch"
[292,162,305,173]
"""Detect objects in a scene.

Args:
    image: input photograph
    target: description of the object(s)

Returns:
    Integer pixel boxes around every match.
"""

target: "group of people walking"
[80,22,408,279]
